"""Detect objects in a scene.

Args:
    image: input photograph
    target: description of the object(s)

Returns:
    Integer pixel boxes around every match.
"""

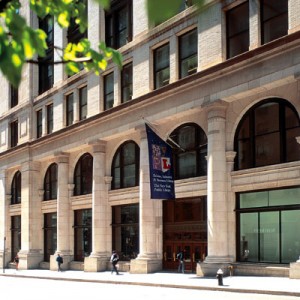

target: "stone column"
[19,161,43,269]
[84,140,110,272]
[0,169,8,269]
[130,126,162,274]
[249,0,260,50]
[198,101,232,276]
[50,152,71,271]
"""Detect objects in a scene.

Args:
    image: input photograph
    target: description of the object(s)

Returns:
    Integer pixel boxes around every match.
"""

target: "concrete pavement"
[1,268,300,297]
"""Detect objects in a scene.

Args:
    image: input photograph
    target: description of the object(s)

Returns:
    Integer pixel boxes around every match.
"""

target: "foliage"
[0,0,203,87]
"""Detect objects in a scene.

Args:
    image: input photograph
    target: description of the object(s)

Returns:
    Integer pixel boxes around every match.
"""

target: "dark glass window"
[104,72,114,110]
[44,213,57,262]
[169,123,207,180]
[154,44,170,89]
[10,120,18,148]
[226,1,249,58]
[235,99,300,170]
[112,204,139,261]
[66,93,74,126]
[74,209,92,261]
[39,15,54,94]
[36,109,43,138]
[179,29,198,78]
[261,0,288,44]
[237,187,300,263]
[11,215,21,261]
[112,141,139,190]
[11,171,21,205]
[10,84,18,108]
[121,62,133,102]
[74,153,93,196]
[47,103,53,134]
[79,86,87,120]
[105,0,132,49]
[44,163,58,201]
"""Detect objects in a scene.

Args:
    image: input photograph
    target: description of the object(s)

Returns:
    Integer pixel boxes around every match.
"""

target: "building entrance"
[163,197,207,272]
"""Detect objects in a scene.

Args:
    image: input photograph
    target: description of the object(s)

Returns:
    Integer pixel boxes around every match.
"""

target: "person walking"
[56,253,63,272]
[110,250,119,275]
[14,254,19,271]
[177,250,185,273]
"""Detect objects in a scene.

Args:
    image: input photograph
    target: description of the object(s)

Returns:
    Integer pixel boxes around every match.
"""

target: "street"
[0,276,298,300]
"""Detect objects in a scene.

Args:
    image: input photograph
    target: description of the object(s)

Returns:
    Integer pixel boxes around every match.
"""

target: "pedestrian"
[56,253,63,272]
[110,250,119,275]
[14,254,19,270]
[176,250,185,273]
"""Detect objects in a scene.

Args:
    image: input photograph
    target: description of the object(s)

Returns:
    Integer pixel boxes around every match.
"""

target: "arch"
[168,122,207,180]
[234,98,300,170]
[111,140,140,190]
[11,170,21,205]
[44,163,58,201]
[74,152,93,196]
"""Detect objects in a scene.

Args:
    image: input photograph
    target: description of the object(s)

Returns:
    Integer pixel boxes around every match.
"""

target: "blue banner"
[145,124,175,199]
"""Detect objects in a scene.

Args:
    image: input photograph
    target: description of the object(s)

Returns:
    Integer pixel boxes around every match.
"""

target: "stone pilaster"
[130,126,162,274]
[50,152,71,271]
[249,0,261,50]
[84,140,110,272]
[19,161,43,269]
[0,169,8,269]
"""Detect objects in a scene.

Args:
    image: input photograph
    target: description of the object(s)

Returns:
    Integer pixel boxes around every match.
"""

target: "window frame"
[104,72,114,110]
[66,93,74,126]
[36,109,43,138]
[44,163,58,201]
[153,43,170,90]
[74,153,93,196]
[121,62,133,102]
[46,103,53,134]
[11,171,21,205]
[10,84,18,108]
[10,119,18,148]
[79,86,87,121]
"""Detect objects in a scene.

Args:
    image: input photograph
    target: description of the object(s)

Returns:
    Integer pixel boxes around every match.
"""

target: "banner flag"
[145,123,175,200]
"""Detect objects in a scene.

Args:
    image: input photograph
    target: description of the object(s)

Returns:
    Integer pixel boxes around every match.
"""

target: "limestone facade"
[0,0,300,275]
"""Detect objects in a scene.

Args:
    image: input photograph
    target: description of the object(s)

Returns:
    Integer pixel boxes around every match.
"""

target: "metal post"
[3,237,6,273]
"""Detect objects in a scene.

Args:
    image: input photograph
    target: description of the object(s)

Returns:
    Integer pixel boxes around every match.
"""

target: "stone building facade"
[0,0,300,275]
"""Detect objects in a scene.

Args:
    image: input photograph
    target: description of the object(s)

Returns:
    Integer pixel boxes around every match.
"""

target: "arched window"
[169,123,207,180]
[11,171,21,205]
[44,163,58,201]
[234,99,300,170]
[112,141,139,190]
[74,153,93,196]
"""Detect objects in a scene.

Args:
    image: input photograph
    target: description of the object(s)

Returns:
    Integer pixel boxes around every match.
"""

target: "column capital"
[202,100,228,120]
[135,123,147,140]
[226,151,237,163]
[21,160,40,172]
[88,139,107,153]
[54,151,69,163]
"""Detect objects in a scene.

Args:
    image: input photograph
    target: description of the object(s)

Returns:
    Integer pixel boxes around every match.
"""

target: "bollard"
[216,268,223,286]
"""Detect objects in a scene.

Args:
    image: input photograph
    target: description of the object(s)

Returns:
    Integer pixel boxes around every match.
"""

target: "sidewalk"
[1,268,300,297]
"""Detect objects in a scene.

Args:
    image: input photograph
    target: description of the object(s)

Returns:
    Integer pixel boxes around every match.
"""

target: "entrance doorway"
[163,197,207,272]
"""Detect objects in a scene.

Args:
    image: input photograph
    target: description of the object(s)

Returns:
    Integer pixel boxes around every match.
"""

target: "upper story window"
[105,0,132,49]
[79,86,87,120]
[74,153,93,196]
[169,123,207,180]
[11,171,21,205]
[121,62,133,102]
[44,163,58,201]
[10,120,18,148]
[154,43,170,89]
[104,72,114,110]
[36,109,43,138]
[47,103,53,134]
[261,0,288,45]
[38,15,54,94]
[10,84,18,108]
[66,93,74,126]
[234,99,300,170]
[111,141,140,190]
[179,29,198,79]
[226,1,249,59]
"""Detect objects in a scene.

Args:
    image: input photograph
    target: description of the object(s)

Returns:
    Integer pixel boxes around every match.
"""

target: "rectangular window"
[104,73,114,110]
[10,84,18,108]
[10,120,18,148]
[179,29,198,79]
[44,213,57,262]
[66,93,74,126]
[105,0,132,49]
[38,15,54,94]
[79,86,87,120]
[121,62,133,102]
[261,0,288,44]
[11,215,21,261]
[36,109,43,138]
[154,43,170,89]
[47,103,53,134]
[226,1,249,59]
